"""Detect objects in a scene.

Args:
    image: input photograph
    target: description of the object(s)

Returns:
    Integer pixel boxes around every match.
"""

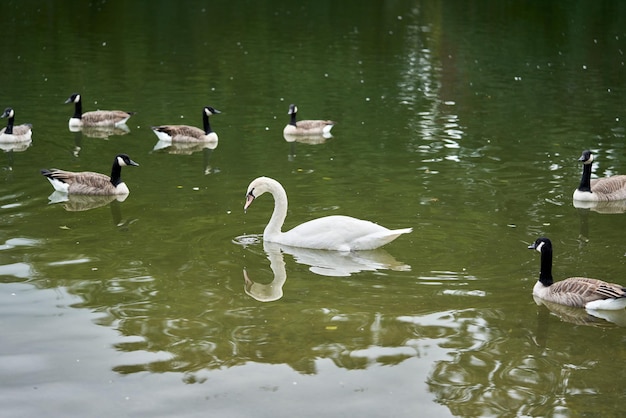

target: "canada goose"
[244,176,412,251]
[573,150,626,201]
[151,106,221,142]
[0,107,32,142]
[528,237,626,310]
[41,154,139,196]
[283,104,335,136]
[65,93,134,128]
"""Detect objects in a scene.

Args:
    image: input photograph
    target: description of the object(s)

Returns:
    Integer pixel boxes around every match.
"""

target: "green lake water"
[1,1,625,417]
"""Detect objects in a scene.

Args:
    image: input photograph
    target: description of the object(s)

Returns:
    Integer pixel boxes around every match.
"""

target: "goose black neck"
[4,115,14,134]
[110,159,123,186]
[288,112,297,127]
[538,247,554,287]
[73,100,83,119]
[577,163,592,192]
[202,111,213,134]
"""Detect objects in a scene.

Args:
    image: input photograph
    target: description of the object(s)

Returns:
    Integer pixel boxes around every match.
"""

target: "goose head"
[65,93,81,104]
[116,154,140,167]
[204,106,221,117]
[1,108,15,119]
[287,104,298,115]
[578,150,594,165]
[528,237,551,253]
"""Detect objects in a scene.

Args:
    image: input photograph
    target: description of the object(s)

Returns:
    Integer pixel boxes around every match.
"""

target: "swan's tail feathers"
[354,227,412,250]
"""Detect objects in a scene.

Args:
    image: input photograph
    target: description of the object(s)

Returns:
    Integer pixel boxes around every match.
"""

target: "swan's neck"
[538,247,554,287]
[577,163,592,192]
[110,160,123,186]
[265,181,288,239]
[288,112,297,127]
[202,111,213,134]
[73,100,83,119]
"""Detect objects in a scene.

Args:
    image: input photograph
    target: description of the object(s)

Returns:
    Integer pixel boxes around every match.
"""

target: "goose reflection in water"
[283,132,332,162]
[1,141,32,173]
[70,123,131,139]
[243,240,410,302]
[152,140,219,175]
[574,200,626,247]
[533,295,626,327]
[573,199,626,214]
[46,191,136,229]
[69,125,131,157]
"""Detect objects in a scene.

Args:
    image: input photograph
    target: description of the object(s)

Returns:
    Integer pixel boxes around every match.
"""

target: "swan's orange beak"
[244,192,255,212]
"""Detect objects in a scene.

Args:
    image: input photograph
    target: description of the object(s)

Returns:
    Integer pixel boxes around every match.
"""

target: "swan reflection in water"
[152,139,219,175]
[283,132,332,161]
[243,240,411,302]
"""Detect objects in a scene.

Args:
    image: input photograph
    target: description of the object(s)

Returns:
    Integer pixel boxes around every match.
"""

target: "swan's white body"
[244,177,412,251]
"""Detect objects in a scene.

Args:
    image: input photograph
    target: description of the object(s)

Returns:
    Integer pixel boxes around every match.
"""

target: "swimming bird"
[244,176,412,251]
[151,106,220,142]
[283,104,335,136]
[41,154,139,196]
[528,237,626,310]
[573,150,626,201]
[65,93,134,128]
[0,107,32,142]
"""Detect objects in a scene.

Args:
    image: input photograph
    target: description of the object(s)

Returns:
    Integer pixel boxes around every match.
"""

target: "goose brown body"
[41,154,139,196]
[283,104,335,136]
[0,107,32,142]
[528,237,626,310]
[65,93,134,127]
[573,150,626,201]
[152,106,220,142]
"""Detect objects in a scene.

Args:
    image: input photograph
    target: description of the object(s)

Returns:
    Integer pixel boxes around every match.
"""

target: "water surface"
[1,1,626,417]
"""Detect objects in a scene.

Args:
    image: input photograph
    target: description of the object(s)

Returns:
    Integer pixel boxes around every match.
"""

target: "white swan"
[243,176,412,251]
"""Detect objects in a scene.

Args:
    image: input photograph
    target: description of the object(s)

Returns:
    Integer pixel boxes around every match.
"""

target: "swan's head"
[578,150,594,165]
[244,176,277,212]
[244,177,266,211]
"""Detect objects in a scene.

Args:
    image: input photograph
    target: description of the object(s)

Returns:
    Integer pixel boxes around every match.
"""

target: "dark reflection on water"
[426,304,626,417]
